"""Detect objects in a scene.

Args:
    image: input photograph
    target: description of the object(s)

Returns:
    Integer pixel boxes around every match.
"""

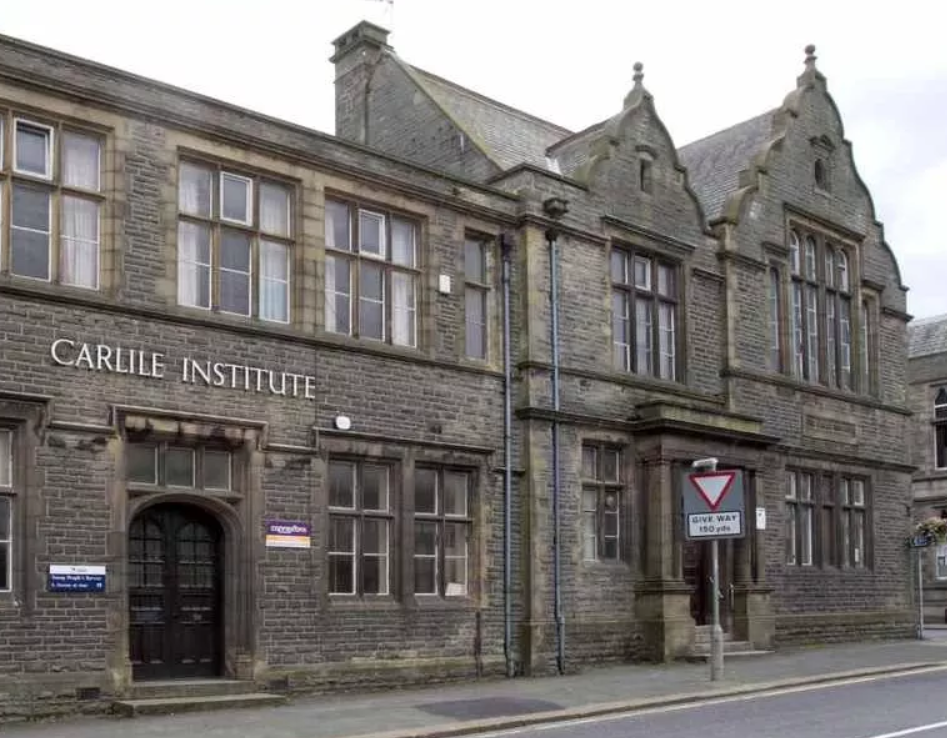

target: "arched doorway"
[128,503,223,680]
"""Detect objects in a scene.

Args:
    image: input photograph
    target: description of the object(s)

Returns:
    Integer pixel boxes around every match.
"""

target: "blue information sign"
[48,565,106,593]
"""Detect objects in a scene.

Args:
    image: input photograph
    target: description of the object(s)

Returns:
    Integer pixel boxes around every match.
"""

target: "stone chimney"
[330,21,391,143]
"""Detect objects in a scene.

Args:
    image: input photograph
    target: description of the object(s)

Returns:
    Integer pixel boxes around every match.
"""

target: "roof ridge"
[408,64,573,136]
[909,312,947,327]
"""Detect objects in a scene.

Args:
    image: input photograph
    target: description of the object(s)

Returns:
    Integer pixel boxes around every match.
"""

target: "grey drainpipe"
[543,197,568,675]
[501,231,515,678]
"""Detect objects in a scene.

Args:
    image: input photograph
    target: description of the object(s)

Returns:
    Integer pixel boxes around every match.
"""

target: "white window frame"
[219,172,253,226]
[358,210,386,259]
[13,118,54,180]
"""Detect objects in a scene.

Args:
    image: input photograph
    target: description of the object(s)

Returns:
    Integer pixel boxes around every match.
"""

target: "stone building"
[907,315,947,620]
[0,19,914,718]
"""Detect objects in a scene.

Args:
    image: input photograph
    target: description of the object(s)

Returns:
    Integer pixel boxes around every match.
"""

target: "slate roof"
[909,314,947,358]
[677,110,778,220]
[408,65,573,172]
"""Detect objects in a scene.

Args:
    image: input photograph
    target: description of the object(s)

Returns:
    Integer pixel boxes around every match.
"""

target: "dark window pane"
[610,251,626,284]
[415,468,437,514]
[415,521,437,555]
[325,200,351,251]
[221,174,250,223]
[203,450,231,490]
[362,466,388,511]
[0,497,10,540]
[465,288,486,359]
[603,538,618,560]
[0,542,8,590]
[329,462,355,507]
[16,123,49,175]
[464,239,485,282]
[127,445,157,484]
[362,519,388,555]
[329,555,354,594]
[11,186,50,280]
[220,271,250,315]
[166,447,195,487]
[359,211,385,257]
[414,558,436,594]
[363,556,386,594]
[220,230,251,271]
[359,263,384,340]
[443,472,467,516]
[329,517,354,551]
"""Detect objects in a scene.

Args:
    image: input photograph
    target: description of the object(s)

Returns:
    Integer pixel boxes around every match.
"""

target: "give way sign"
[681,469,746,540]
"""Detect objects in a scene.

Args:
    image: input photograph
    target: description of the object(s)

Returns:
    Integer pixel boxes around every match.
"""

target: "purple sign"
[265,521,311,549]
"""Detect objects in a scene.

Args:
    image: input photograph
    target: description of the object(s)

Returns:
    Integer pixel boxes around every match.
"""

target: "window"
[611,247,678,380]
[786,226,865,391]
[860,299,872,393]
[327,460,392,596]
[324,199,419,347]
[840,478,867,568]
[936,544,947,581]
[786,471,814,566]
[126,442,233,492]
[934,388,947,470]
[414,468,472,596]
[639,158,653,194]
[787,469,869,568]
[177,161,292,323]
[581,444,622,561]
[0,430,10,592]
[464,238,489,360]
[2,117,103,288]
[814,158,828,191]
[768,268,781,371]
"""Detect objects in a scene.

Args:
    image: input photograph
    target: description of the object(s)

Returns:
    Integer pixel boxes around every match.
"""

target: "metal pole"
[918,547,925,640]
[711,538,723,680]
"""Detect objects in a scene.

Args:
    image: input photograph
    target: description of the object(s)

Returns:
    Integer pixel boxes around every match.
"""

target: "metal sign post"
[911,533,932,640]
[683,459,746,683]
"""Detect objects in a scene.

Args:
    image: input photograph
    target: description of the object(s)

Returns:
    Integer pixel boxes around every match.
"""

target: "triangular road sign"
[688,471,736,511]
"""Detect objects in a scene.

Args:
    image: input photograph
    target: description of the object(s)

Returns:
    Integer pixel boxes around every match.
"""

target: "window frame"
[326,459,395,597]
[323,197,421,348]
[934,387,947,470]
[611,244,680,381]
[125,441,235,494]
[463,236,490,361]
[2,115,104,289]
[785,225,867,392]
[176,159,294,324]
[580,442,624,563]
[413,466,473,597]
[0,429,12,593]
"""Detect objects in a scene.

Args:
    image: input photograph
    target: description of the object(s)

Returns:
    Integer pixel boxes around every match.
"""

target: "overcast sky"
[2,0,942,318]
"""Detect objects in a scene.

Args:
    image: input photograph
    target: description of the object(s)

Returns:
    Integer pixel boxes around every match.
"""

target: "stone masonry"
[0,21,917,720]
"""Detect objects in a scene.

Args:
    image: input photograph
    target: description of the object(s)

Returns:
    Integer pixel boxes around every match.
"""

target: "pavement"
[7,633,947,737]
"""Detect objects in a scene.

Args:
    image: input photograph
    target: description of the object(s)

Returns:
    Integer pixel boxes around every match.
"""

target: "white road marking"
[864,720,947,738]
[470,665,947,738]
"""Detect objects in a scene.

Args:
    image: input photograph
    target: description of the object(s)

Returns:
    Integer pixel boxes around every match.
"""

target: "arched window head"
[804,236,817,278]
[838,250,850,291]
[789,230,801,274]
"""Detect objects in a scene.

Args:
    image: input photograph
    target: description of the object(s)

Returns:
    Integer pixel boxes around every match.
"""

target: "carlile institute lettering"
[49,338,316,400]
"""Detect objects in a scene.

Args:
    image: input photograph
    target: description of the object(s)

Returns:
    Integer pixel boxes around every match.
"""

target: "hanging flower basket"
[914,516,947,544]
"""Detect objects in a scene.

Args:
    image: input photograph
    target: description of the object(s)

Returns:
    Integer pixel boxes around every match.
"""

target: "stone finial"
[804,44,817,70]
[633,61,644,87]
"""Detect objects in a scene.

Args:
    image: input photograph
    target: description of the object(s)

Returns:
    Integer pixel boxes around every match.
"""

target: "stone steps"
[113,678,286,717]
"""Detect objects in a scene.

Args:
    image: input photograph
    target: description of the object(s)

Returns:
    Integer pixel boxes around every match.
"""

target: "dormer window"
[639,158,653,194]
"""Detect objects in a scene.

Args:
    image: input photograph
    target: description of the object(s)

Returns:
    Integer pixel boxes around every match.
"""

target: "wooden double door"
[129,504,223,680]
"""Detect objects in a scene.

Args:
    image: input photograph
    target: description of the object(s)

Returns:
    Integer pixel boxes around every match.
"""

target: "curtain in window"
[60,196,99,289]
[260,184,289,236]
[260,240,288,322]
[63,133,100,191]
[391,272,415,346]
[178,164,211,216]
[177,221,211,307]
